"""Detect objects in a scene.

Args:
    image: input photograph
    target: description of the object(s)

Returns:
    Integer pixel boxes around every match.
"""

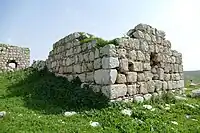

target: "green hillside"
[0,68,200,132]
[184,70,200,84]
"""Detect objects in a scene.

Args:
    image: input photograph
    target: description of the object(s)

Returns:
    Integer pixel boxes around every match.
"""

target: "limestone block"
[178,65,183,72]
[174,64,179,73]
[134,23,147,31]
[132,30,145,39]
[156,30,165,38]
[81,63,87,72]
[126,72,137,83]
[172,81,177,89]
[83,53,89,62]
[74,64,81,73]
[85,72,94,82]
[167,81,173,90]
[102,57,119,69]
[162,81,168,90]
[147,80,155,93]
[137,73,145,81]
[66,65,73,73]
[101,84,127,99]
[119,58,129,72]
[128,50,137,61]
[133,95,144,103]
[137,51,145,61]
[117,48,127,59]
[144,34,151,42]
[143,63,151,71]
[154,80,162,91]
[89,51,95,62]
[144,93,152,101]
[127,84,137,95]
[100,44,117,57]
[144,71,153,81]
[129,61,143,72]
[140,40,149,52]
[95,48,100,59]
[94,58,102,69]
[164,74,170,81]
[81,43,87,51]
[180,73,184,80]
[132,39,140,50]
[94,69,117,85]
[157,68,164,80]
[145,53,150,62]
[149,44,154,53]
[138,82,148,94]
[116,74,127,84]
[86,62,93,71]
[59,67,64,74]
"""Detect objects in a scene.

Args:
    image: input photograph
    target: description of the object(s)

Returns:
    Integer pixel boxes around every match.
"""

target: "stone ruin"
[0,43,30,72]
[45,23,184,101]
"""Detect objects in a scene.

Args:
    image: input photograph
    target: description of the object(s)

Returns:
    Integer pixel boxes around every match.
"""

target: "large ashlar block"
[101,84,127,99]
[102,57,119,69]
[138,82,148,94]
[94,69,117,85]
[100,44,117,57]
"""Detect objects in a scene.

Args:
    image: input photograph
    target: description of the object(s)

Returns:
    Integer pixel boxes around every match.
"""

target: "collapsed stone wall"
[0,44,30,72]
[46,23,184,101]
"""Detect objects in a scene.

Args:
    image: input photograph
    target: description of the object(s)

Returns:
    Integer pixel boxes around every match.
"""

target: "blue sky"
[0,0,199,71]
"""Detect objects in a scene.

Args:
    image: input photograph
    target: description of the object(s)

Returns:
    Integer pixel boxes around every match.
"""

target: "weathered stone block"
[100,44,117,57]
[127,84,137,95]
[132,30,145,39]
[167,81,173,90]
[73,64,81,73]
[117,48,127,59]
[101,84,127,99]
[144,71,153,81]
[162,81,168,90]
[116,74,127,84]
[95,48,100,59]
[119,58,129,72]
[129,61,143,72]
[147,80,155,93]
[143,63,151,71]
[128,50,137,61]
[137,51,145,61]
[138,82,148,94]
[137,73,145,81]
[94,58,102,69]
[154,80,162,91]
[89,51,95,61]
[85,72,94,82]
[126,72,137,83]
[94,69,117,85]
[102,57,119,69]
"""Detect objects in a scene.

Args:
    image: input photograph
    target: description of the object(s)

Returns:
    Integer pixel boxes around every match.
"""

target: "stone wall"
[46,23,184,101]
[0,44,30,72]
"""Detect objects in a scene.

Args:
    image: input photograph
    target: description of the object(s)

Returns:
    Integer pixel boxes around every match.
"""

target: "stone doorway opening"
[6,60,18,69]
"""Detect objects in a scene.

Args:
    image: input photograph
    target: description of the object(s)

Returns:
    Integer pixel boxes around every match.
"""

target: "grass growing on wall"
[0,68,200,132]
[79,32,119,47]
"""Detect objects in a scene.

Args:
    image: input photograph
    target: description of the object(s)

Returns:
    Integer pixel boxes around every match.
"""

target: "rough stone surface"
[46,24,184,100]
[101,84,127,99]
[191,89,200,98]
[0,44,30,72]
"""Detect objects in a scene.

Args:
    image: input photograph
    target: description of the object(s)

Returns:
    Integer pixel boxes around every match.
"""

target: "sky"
[0,0,199,71]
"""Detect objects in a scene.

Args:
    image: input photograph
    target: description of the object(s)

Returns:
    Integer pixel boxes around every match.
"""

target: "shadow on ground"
[5,67,109,114]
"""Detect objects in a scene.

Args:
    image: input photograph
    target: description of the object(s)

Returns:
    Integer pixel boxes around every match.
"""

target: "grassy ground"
[0,68,200,133]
